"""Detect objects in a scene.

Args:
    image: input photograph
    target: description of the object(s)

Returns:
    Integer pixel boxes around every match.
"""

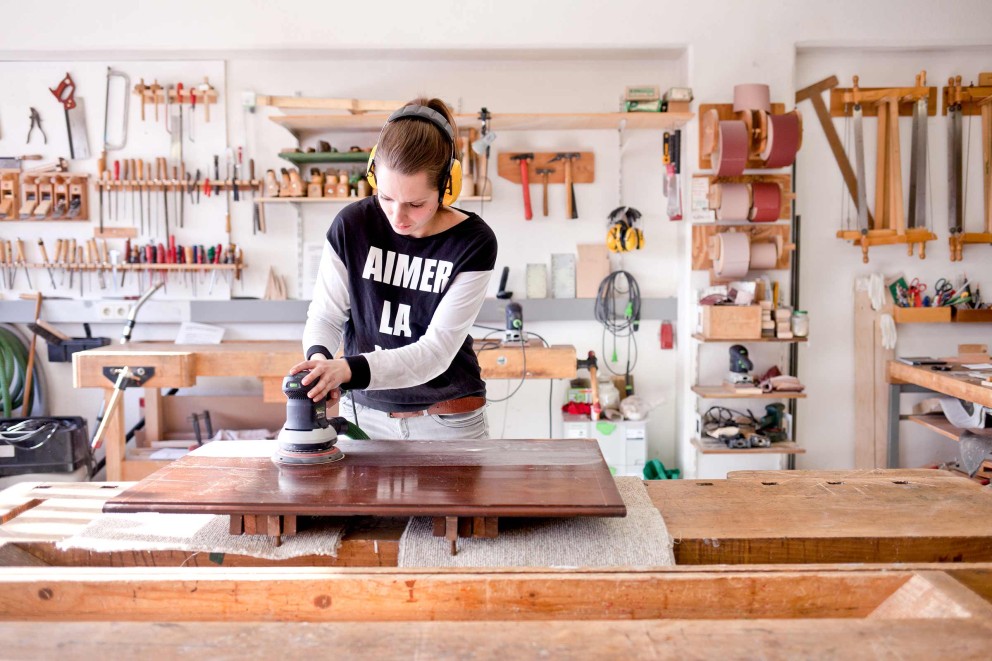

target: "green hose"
[0,327,30,418]
[341,419,370,440]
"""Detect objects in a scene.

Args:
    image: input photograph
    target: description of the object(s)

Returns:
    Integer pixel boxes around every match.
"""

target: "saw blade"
[948,107,963,234]
[853,104,869,232]
[66,98,91,160]
[908,98,928,229]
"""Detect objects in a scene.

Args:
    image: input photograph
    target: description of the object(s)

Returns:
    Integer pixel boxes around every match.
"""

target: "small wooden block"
[432,517,446,537]
[267,515,281,537]
[244,514,257,535]
[229,514,244,535]
[283,515,297,536]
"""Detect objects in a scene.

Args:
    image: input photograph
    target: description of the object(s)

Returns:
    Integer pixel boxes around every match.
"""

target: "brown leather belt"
[387,396,486,419]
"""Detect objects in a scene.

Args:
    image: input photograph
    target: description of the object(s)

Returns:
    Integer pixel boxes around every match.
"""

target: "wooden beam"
[0,568,958,622]
[3,618,992,658]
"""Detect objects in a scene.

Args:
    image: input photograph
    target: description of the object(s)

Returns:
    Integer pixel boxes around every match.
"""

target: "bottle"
[791,310,809,337]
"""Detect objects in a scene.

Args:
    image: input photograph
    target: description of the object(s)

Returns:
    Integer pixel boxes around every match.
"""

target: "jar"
[597,378,621,411]
[791,310,809,337]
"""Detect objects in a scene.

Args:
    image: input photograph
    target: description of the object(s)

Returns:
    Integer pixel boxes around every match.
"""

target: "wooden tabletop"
[888,360,992,408]
[104,439,627,518]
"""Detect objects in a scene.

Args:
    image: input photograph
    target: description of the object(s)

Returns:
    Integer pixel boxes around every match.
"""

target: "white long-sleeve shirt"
[303,196,497,412]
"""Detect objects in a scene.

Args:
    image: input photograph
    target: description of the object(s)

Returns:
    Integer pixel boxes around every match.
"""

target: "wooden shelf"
[692,334,807,343]
[269,111,693,135]
[278,151,371,165]
[256,196,492,204]
[691,437,806,455]
[908,414,992,442]
[692,385,807,399]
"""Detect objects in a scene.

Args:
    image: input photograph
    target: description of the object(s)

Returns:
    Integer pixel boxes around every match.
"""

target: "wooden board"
[829,86,938,117]
[497,152,595,185]
[908,414,992,442]
[888,361,992,409]
[690,438,805,454]
[691,224,792,271]
[691,385,806,399]
[475,342,577,379]
[4,617,992,658]
[652,477,992,564]
[104,439,626,519]
[1,565,991,622]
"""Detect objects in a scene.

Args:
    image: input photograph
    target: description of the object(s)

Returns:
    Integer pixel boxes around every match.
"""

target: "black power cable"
[594,271,641,392]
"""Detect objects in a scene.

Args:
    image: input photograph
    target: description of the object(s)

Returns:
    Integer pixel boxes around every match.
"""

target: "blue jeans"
[340,395,490,441]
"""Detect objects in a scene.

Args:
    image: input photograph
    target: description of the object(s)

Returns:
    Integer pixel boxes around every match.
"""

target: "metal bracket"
[102,366,155,387]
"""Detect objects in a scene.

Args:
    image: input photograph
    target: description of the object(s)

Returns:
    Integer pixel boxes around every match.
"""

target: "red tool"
[509,153,534,220]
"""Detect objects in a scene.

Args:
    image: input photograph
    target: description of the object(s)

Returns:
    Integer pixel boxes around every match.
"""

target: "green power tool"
[272,370,369,466]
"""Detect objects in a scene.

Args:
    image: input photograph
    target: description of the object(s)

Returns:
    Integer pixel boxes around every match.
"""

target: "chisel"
[37,238,56,289]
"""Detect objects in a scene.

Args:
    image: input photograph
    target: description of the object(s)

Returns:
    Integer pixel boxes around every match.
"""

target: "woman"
[291,97,497,440]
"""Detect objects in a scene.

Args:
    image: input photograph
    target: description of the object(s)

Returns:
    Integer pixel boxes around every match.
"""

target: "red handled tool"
[509,153,534,220]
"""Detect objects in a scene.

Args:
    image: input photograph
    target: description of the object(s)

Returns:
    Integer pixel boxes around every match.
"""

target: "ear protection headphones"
[606,206,644,253]
[366,104,463,206]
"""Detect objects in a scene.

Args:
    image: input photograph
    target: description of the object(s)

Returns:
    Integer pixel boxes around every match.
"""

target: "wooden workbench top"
[888,360,992,408]
[3,468,990,567]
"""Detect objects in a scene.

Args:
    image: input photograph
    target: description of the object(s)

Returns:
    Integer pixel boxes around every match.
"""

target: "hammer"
[510,153,534,220]
[550,152,580,219]
[536,167,554,216]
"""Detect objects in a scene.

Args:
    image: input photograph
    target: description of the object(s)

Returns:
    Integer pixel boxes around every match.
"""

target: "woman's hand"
[289,356,352,403]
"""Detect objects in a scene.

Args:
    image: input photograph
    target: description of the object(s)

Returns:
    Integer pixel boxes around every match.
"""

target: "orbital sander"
[273,370,368,466]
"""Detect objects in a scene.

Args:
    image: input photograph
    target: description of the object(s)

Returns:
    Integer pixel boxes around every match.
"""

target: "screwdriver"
[37,238,56,288]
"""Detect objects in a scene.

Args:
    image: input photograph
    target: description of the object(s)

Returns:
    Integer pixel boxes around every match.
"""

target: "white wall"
[3,0,992,477]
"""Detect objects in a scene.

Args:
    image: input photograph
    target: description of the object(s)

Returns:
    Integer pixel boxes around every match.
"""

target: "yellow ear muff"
[366,144,462,207]
[606,224,625,253]
[366,144,378,191]
[444,158,462,206]
[626,226,644,250]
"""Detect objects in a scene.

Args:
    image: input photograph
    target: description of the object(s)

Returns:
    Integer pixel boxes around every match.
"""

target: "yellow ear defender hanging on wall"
[366,104,463,206]
[606,206,644,253]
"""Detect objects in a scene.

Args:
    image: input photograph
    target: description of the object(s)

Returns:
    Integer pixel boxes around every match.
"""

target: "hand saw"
[49,73,91,160]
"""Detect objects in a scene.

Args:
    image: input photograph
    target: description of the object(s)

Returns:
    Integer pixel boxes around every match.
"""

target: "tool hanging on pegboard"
[49,72,91,159]
[663,131,682,220]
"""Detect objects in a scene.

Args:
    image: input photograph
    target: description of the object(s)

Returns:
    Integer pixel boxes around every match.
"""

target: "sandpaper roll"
[715,232,750,278]
[733,84,771,113]
[715,183,751,222]
[760,111,801,168]
[748,182,781,222]
[749,241,778,270]
[713,120,748,176]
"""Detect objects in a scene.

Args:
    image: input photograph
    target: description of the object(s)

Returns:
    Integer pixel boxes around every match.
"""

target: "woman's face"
[374,164,441,238]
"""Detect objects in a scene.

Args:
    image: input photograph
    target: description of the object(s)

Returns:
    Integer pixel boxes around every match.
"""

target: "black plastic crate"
[47,337,111,363]
[0,417,91,476]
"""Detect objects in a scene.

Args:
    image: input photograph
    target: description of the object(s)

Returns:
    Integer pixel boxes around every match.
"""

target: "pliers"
[27,107,47,144]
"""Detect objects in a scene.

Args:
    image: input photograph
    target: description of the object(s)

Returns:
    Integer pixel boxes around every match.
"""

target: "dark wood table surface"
[104,439,627,519]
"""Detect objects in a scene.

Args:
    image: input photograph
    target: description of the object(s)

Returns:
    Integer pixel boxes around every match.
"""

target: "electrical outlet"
[98,305,128,320]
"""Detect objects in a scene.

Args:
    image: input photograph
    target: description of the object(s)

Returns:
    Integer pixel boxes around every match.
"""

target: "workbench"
[3,469,990,567]
[72,340,577,480]
[0,470,990,657]
[887,360,992,468]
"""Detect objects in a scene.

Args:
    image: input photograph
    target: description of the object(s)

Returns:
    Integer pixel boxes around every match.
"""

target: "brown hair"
[376,97,458,198]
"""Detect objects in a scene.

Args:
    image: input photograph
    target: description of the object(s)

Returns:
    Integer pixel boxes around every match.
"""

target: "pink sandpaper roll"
[760,111,801,168]
[733,84,771,113]
[749,182,781,222]
[713,120,748,176]
[715,183,751,222]
[749,241,779,270]
[715,232,750,278]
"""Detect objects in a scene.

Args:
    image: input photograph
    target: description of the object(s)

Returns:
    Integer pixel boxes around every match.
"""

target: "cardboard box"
[698,305,762,339]
[665,100,691,113]
[625,85,660,102]
[576,244,610,298]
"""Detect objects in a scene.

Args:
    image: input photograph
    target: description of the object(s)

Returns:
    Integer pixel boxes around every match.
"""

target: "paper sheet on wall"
[691,176,716,222]
[175,322,225,344]
[301,242,324,301]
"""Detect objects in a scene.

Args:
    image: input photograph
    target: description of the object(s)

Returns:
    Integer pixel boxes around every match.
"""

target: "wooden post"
[103,388,127,481]
[854,288,893,468]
